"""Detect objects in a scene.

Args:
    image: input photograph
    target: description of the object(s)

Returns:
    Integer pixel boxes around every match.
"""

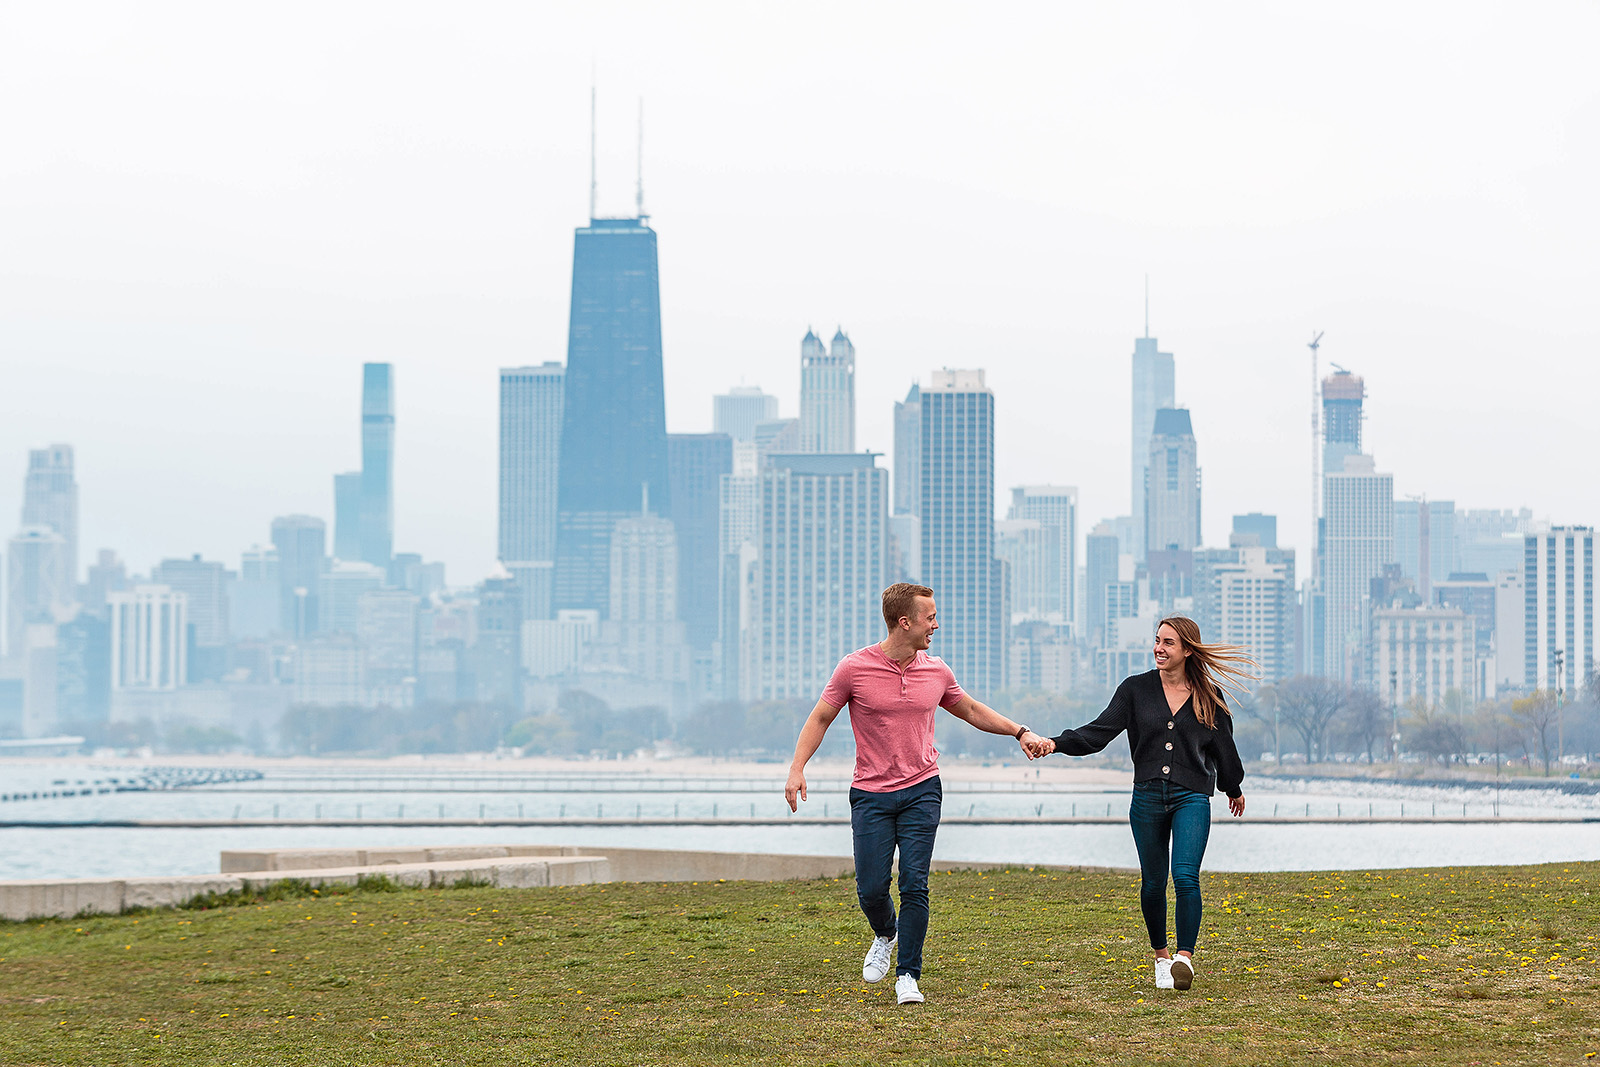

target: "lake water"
[2,761,1596,880]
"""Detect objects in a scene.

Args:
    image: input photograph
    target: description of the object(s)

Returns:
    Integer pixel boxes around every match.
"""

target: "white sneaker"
[895,973,925,1004]
[862,935,897,983]
[1154,956,1175,990]
[1170,954,1195,990]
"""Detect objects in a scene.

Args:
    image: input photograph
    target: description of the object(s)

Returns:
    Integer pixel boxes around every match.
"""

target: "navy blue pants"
[849,775,942,978]
[1128,779,1213,953]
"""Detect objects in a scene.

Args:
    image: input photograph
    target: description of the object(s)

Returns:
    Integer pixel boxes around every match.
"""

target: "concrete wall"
[0,855,609,922]
[4,842,1033,923]
[220,844,863,882]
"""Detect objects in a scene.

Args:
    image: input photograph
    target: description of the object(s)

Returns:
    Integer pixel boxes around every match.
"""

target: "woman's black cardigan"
[1047,670,1245,798]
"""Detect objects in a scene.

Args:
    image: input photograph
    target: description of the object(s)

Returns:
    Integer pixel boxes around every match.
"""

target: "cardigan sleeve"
[1049,678,1133,756]
[1208,704,1246,798]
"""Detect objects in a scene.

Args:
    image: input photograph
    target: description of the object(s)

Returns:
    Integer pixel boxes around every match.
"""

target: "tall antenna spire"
[588,73,597,221]
[1144,275,1150,338]
[635,97,645,219]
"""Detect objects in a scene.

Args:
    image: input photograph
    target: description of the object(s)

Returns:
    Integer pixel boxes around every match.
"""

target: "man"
[784,582,1046,1005]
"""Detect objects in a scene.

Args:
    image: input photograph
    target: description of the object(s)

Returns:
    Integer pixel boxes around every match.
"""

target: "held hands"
[784,767,807,812]
[1018,731,1054,759]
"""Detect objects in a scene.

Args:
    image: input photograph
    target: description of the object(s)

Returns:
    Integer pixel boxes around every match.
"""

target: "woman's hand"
[1023,735,1055,758]
[1227,794,1245,817]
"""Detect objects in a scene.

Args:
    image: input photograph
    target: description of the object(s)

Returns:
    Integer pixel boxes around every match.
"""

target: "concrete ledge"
[220,843,1008,884]
[123,875,244,911]
[0,878,126,921]
[3,842,1038,923]
[2,854,615,922]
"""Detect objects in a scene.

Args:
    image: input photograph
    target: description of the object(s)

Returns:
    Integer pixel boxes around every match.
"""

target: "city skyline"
[3,5,1595,583]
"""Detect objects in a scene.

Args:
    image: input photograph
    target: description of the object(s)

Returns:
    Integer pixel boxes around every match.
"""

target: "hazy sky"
[2,1,1596,583]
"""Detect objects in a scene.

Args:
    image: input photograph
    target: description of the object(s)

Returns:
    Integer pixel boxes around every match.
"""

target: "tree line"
[1233,676,1600,776]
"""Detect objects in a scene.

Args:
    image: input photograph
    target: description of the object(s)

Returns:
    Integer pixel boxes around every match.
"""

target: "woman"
[1028,617,1254,991]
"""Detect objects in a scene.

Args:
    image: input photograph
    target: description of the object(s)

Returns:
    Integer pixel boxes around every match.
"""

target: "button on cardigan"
[1047,669,1245,798]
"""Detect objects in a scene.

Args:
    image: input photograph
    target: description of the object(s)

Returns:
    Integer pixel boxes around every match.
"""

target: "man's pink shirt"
[820,644,966,793]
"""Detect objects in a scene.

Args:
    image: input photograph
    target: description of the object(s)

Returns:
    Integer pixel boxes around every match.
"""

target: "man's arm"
[785,698,843,811]
[944,694,1047,758]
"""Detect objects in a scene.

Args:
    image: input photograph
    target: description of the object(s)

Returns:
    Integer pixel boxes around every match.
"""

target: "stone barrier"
[2,843,1043,923]
[220,843,1023,883]
[0,855,610,922]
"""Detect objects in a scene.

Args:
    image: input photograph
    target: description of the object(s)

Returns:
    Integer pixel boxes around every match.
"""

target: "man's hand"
[785,767,808,812]
[1018,730,1052,759]
[1228,794,1245,817]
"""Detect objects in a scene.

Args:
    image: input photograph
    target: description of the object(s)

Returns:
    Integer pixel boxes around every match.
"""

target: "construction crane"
[1309,331,1323,580]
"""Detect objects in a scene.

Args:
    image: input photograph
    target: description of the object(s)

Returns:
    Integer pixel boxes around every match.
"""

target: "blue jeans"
[849,775,942,978]
[1128,779,1212,953]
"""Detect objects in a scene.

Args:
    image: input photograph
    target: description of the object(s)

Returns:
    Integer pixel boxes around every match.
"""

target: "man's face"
[906,596,938,649]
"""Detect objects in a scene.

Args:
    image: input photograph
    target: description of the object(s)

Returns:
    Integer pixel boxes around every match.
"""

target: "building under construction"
[1322,367,1366,474]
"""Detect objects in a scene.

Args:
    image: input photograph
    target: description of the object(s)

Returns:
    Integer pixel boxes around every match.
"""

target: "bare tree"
[1340,686,1389,764]
[1406,701,1467,767]
[1273,675,1350,763]
[1510,691,1562,776]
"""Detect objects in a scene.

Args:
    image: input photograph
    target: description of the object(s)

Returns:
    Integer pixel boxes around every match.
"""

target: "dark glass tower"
[667,432,733,649]
[555,217,670,614]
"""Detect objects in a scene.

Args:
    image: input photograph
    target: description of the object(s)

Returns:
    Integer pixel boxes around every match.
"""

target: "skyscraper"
[1372,605,1475,707]
[799,328,856,453]
[1524,526,1594,693]
[1131,336,1175,563]
[1393,499,1456,599]
[555,216,670,615]
[740,453,887,700]
[1232,513,1277,548]
[357,363,395,570]
[1145,408,1201,554]
[152,555,230,647]
[1006,485,1078,629]
[152,554,230,681]
[21,445,77,584]
[1322,455,1394,684]
[1084,523,1121,648]
[1321,368,1365,476]
[270,515,327,636]
[591,508,692,694]
[893,384,922,517]
[713,386,779,443]
[1193,545,1297,683]
[108,584,187,691]
[332,472,362,561]
[5,526,72,661]
[667,433,733,650]
[357,588,420,686]
[499,362,565,620]
[920,369,1003,693]
[995,520,1060,621]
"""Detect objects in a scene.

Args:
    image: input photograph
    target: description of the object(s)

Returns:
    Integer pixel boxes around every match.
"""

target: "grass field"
[1,863,1596,1066]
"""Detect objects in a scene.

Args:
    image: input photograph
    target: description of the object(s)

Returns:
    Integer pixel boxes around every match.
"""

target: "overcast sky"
[2,1,1596,583]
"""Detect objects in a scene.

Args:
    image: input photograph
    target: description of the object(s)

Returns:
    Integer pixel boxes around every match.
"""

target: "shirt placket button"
[1165,742,1173,751]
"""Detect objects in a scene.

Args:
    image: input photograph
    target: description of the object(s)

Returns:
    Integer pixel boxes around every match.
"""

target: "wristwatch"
[1014,724,1031,740]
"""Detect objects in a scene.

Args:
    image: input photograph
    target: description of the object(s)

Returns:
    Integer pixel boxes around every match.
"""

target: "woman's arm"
[1039,680,1134,756]
[1208,705,1246,802]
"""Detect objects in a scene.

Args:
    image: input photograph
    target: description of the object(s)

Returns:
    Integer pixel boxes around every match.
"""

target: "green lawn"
[1,863,1596,1066]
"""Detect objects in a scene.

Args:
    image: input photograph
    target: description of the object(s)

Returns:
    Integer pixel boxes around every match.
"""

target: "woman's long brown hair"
[1158,616,1258,729]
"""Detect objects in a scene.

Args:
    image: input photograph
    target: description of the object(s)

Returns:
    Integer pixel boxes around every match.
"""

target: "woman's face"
[1154,623,1190,672]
